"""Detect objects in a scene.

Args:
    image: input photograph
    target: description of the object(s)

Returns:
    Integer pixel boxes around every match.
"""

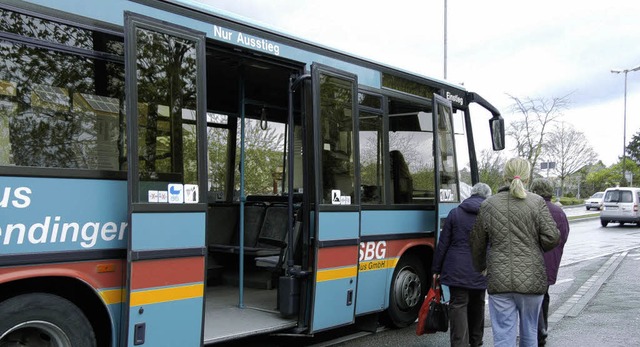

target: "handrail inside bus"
[291,74,311,91]
[287,73,310,275]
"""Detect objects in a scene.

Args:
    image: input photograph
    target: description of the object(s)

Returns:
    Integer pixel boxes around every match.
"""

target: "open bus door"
[308,63,360,332]
[432,94,459,243]
[123,13,207,346]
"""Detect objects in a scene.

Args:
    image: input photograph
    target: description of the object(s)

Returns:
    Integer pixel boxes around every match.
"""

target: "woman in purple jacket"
[530,178,570,346]
[433,183,492,347]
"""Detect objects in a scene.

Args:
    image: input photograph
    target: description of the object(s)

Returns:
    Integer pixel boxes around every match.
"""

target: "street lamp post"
[444,0,447,80]
[611,64,640,185]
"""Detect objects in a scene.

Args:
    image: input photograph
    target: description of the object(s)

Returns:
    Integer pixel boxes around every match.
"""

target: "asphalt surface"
[329,205,640,346]
[544,247,640,346]
[474,247,640,347]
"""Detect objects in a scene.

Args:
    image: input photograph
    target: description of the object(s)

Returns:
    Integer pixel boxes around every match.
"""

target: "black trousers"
[538,286,550,346]
[448,286,486,347]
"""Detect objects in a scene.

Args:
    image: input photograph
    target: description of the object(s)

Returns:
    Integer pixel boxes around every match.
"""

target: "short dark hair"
[530,178,554,198]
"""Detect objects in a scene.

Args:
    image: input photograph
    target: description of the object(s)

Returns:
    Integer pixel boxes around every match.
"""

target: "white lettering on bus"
[236,33,280,56]
[1,216,128,249]
[213,25,232,41]
[0,186,32,208]
[213,25,280,56]
[1,186,126,249]
[359,241,387,261]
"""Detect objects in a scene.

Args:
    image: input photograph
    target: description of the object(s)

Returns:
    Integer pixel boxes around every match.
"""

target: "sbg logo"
[359,241,386,261]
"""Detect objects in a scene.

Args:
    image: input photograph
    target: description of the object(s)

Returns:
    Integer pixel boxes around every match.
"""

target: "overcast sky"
[194,0,640,166]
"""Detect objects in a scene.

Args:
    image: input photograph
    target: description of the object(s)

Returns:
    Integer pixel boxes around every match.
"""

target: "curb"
[567,214,600,223]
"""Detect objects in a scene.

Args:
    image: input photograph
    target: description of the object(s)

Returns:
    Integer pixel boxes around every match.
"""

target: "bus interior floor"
[203,285,297,344]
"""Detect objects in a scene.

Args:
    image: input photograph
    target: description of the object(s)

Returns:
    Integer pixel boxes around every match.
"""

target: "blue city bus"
[0,0,505,345]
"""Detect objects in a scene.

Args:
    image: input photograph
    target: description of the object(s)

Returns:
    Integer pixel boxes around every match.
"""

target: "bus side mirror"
[489,117,505,151]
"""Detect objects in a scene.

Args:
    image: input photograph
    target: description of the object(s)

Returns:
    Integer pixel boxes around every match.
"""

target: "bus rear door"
[309,63,360,332]
[123,13,207,346]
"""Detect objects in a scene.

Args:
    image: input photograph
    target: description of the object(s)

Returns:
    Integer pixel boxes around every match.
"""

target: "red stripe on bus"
[317,246,358,269]
[384,239,433,257]
[0,259,125,289]
[131,257,205,290]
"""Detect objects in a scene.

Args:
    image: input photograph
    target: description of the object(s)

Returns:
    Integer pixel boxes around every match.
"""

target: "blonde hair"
[503,158,530,199]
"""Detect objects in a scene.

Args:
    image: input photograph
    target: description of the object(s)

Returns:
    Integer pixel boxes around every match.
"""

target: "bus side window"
[358,110,383,205]
[387,101,435,205]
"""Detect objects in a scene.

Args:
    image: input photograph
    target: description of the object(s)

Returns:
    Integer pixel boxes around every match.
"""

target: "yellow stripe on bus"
[316,266,358,282]
[99,288,124,305]
[130,283,204,307]
[358,257,399,272]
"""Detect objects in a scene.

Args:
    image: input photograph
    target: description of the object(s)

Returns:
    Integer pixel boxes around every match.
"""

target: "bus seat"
[256,204,288,248]
[255,220,301,271]
[207,203,239,247]
[210,202,269,255]
[208,202,266,253]
[241,203,288,257]
[239,202,268,247]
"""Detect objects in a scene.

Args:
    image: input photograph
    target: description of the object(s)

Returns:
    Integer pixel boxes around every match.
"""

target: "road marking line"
[547,251,627,331]
[560,245,640,267]
[554,278,573,284]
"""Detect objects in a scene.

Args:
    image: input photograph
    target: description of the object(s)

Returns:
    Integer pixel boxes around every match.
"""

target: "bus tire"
[385,253,427,328]
[0,293,96,347]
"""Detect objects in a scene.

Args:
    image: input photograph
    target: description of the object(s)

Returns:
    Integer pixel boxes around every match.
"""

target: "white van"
[600,187,640,227]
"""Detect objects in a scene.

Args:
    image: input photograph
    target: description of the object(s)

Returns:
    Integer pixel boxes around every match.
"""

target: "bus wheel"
[0,293,96,347]
[385,254,426,328]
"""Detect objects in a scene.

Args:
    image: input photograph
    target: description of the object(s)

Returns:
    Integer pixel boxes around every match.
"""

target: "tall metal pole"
[623,71,628,185]
[611,64,640,185]
[443,0,447,80]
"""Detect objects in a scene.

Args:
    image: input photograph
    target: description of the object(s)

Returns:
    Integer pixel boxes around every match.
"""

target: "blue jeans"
[489,293,543,347]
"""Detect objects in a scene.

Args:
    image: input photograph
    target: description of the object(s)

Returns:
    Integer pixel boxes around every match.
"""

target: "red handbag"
[416,278,442,336]
[416,279,441,336]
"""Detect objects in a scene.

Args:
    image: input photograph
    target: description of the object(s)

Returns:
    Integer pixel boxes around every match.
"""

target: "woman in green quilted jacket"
[469,157,560,347]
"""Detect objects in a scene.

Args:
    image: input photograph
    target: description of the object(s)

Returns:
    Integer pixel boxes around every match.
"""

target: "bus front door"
[123,13,207,347]
[309,63,360,332]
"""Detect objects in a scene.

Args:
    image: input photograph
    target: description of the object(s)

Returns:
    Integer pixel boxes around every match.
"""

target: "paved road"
[546,248,640,346]
[329,249,640,347]
[329,208,640,347]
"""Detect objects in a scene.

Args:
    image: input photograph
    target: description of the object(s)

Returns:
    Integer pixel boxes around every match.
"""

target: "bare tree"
[506,93,572,181]
[545,122,598,195]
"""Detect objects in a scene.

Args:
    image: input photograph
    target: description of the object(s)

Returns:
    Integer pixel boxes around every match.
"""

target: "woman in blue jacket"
[433,182,492,347]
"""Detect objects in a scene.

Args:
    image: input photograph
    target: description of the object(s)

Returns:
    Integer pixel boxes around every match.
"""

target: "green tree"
[207,118,230,194]
[207,117,285,198]
[626,130,640,165]
[477,149,506,194]
[586,159,640,189]
[237,118,285,194]
[577,161,606,197]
